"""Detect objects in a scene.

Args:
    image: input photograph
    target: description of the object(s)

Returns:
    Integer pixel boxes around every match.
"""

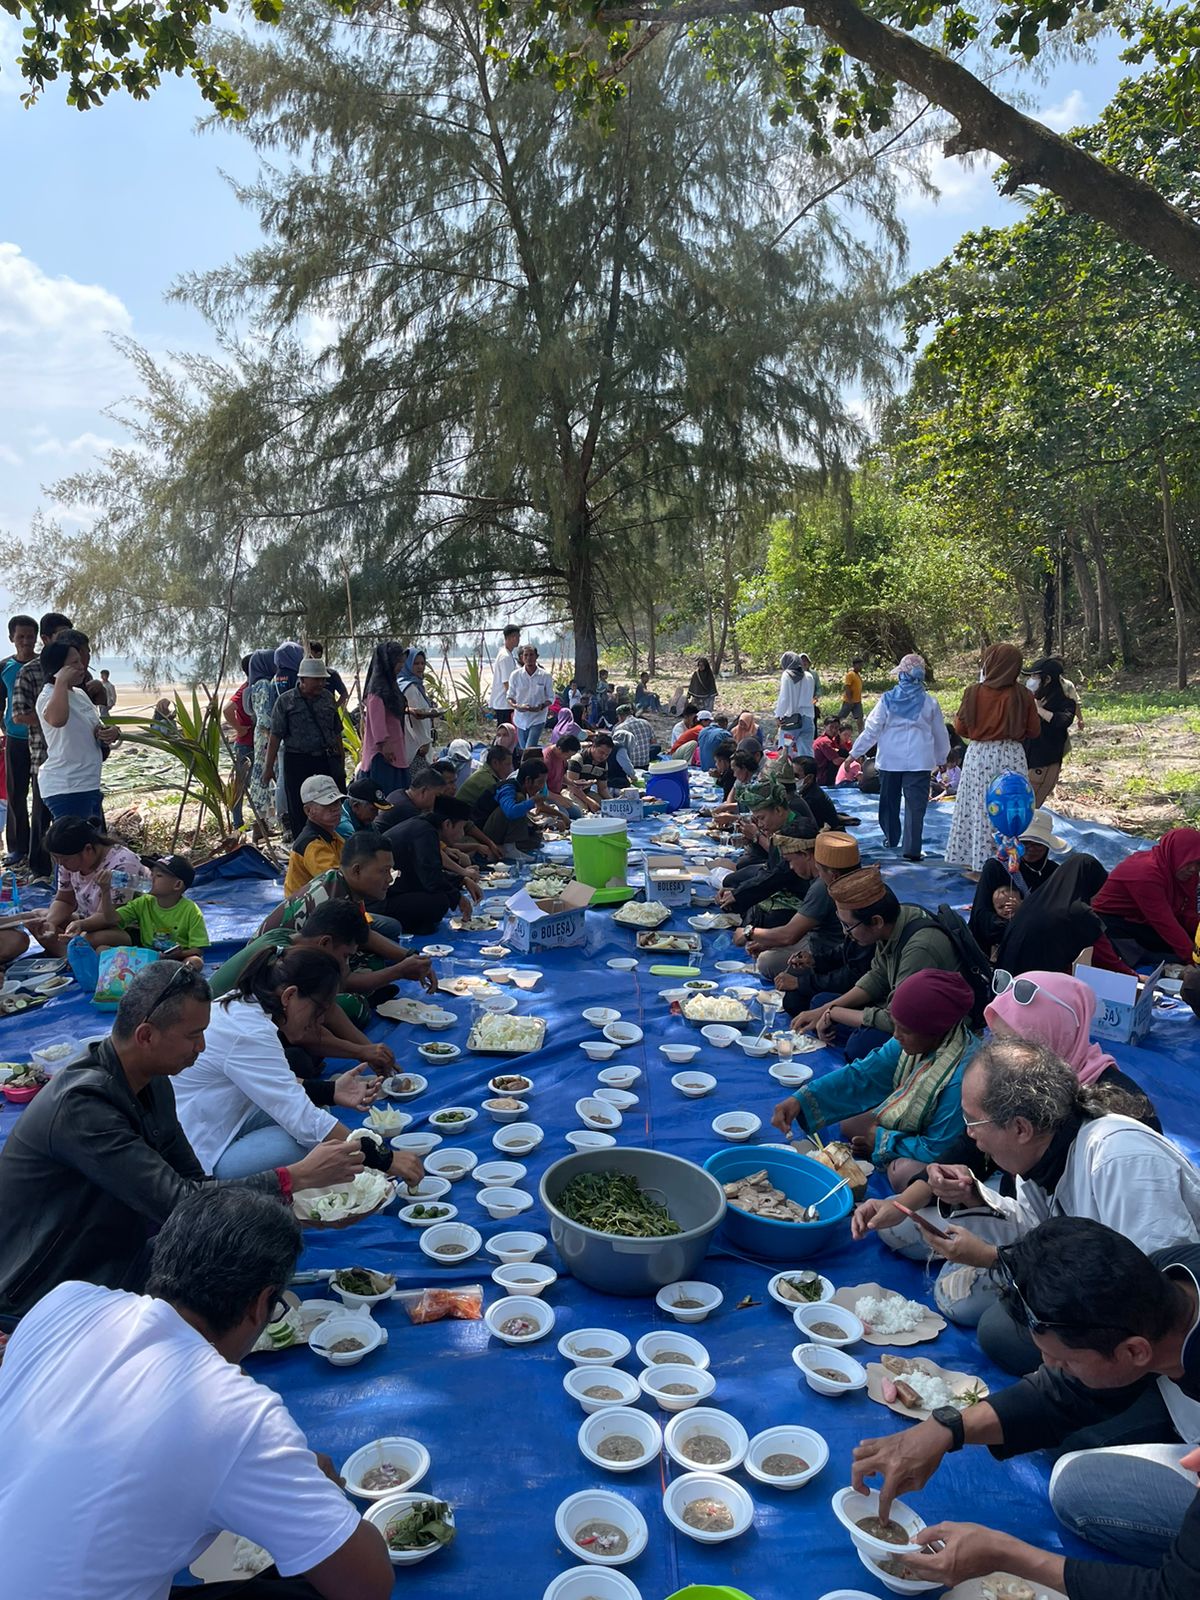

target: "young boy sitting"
[66,853,209,965]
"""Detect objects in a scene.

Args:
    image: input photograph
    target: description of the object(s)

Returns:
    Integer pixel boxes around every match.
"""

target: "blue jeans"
[43,788,104,823]
[811,989,891,1061]
[214,1107,309,1178]
[779,715,814,758]
[231,746,252,829]
[517,721,545,751]
[1050,1443,1195,1563]
[878,769,930,855]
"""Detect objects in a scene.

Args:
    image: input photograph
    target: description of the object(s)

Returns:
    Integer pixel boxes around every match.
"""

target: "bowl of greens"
[365,1493,456,1566]
[539,1149,726,1297]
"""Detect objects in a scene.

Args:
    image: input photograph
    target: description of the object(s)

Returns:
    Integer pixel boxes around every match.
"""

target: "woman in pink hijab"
[985,969,1159,1128]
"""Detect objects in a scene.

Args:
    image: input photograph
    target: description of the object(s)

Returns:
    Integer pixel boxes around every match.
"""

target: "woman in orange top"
[945,643,1040,874]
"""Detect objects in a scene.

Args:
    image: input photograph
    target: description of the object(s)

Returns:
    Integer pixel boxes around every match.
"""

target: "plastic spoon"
[799,1173,852,1222]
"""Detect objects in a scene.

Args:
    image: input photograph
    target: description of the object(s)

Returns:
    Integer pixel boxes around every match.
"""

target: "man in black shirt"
[789,753,841,831]
[853,1217,1200,1600]
[380,795,473,933]
[262,657,345,838]
[375,766,446,833]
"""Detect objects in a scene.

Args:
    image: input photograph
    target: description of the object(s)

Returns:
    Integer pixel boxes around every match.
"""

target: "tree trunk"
[628,611,639,676]
[1157,452,1190,688]
[566,509,600,687]
[646,600,657,676]
[1042,563,1055,660]
[1064,522,1100,656]
[607,0,1200,288]
[1084,506,1119,664]
[1017,589,1035,650]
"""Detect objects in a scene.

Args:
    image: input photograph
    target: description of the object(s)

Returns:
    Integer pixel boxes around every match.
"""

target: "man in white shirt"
[0,1186,393,1600]
[508,643,553,749]
[489,623,520,725]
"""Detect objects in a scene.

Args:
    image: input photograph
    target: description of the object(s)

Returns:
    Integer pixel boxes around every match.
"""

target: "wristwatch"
[931,1405,965,1452]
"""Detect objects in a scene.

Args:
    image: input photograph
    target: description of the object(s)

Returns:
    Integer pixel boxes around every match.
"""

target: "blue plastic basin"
[702,1147,853,1260]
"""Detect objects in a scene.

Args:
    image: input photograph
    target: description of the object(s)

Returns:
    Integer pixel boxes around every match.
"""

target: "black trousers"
[27,770,52,878]
[280,750,339,839]
[170,1571,322,1598]
[4,736,31,858]
[382,887,456,935]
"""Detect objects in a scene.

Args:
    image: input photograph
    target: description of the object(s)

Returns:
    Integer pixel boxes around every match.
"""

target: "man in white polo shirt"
[489,622,520,726]
[507,643,553,750]
[0,1187,392,1600]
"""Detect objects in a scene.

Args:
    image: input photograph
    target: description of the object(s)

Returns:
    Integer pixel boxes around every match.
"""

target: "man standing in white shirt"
[508,643,553,750]
[489,623,520,726]
[0,1186,393,1600]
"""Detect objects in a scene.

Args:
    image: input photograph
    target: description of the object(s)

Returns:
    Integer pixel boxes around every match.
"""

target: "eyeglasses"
[143,963,194,1025]
[995,1254,1132,1340]
[991,970,1080,1028]
[267,1292,290,1326]
[963,1115,993,1132]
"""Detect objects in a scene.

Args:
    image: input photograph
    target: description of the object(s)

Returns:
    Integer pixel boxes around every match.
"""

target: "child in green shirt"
[69,854,209,964]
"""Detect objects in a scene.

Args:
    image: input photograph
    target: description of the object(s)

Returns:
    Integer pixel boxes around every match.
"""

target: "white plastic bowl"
[663,1472,754,1544]
[603,1021,643,1046]
[581,1040,620,1061]
[857,1547,941,1593]
[769,1062,815,1088]
[488,1073,535,1098]
[421,943,454,958]
[382,1072,428,1100]
[557,1328,632,1368]
[554,1490,648,1567]
[417,1042,462,1064]
[418,1221,483,1265]
[563,1366,642,1413]
[364,1492,456,1566]
[421,1009,457,1032]
[492,1261,557,1296]
[712,1111,761,1143]
[605,957,638,972]
[659,1043,701,1064]
[329,1269,396,1310]
[309,1310,385,1367]
[832,1486,927,1557]
[578,1407,662,1473]
[656,1280,723,1323]
[744,1425,829,1490]
[485,1293,556,1345]
[595,1087,638,1110]
[428,1105,477,1131]
[422,1148,477,1182]
[482,1096,530,1124]
[598,1065,642,1088]
[663,1407,748,1474]
[701,1024,739,1048]
[767,1270,834,1310]
[476,993,518,1015]
[634,1330,710,1372]
[793,1343,868,1396]
[485,1230,546,1263]
[404,1175,452,1202]
[365,1107,412,1137]
[397,1201,458,1227]
[342,1436,430,1500]
[493,1121,544,1155]
[737,1034,774,1058]
[391,1131,443,1157]
[474,1160,527,1188]
[478,1185,534,1220]
[671,1070,716,1099]
[583,1006,622,1027]
[542,1566,642,1600]
[794,1301,864,1347]
[566,1130,616,1151]
[638,1363,716,1412]
[576,1097,623,1133]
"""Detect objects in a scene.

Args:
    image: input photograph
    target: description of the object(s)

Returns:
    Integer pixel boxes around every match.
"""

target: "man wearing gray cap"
[262,658,345,840]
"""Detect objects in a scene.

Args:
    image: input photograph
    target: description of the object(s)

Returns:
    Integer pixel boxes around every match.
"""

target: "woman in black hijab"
[994,853,1112,976]
[687,657,718,711]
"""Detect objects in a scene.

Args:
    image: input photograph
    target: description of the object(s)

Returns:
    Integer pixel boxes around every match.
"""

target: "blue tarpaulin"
[0,790,1194,1600]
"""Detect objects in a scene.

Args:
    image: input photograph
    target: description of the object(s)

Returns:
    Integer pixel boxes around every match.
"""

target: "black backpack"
[896,904,994,1028]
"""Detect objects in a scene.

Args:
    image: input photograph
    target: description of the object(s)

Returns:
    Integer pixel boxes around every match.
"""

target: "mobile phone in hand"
[893,1202,952,1241]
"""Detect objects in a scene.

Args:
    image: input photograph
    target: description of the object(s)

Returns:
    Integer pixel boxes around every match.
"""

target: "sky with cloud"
[0,18,1129,610]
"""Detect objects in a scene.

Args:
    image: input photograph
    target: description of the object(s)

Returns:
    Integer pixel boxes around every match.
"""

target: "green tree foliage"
[16,0,903,682]
[888,71,1200,682]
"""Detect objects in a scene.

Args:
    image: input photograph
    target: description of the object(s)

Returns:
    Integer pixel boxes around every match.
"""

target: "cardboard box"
[1072,959,1165,1045]
[501,881,595,953]
[601,794,644,822]
[645,854,693,908]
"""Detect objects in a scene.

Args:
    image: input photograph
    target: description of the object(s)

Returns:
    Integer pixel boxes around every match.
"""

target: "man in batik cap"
[717,778,816,907]
[739,828,859,979]
[789,864,963,1060]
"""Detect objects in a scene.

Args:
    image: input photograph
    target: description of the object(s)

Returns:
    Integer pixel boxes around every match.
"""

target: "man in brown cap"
[789,865,964,1060]
[737,829,858,979]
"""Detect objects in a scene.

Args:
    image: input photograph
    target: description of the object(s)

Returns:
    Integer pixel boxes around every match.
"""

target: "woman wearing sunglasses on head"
[852,1217,1200,1600]
[852,1033,1199,1374]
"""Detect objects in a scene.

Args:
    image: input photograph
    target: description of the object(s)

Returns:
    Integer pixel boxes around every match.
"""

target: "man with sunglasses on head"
[853,1216,1200,1600]
[0,963,364,1329]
